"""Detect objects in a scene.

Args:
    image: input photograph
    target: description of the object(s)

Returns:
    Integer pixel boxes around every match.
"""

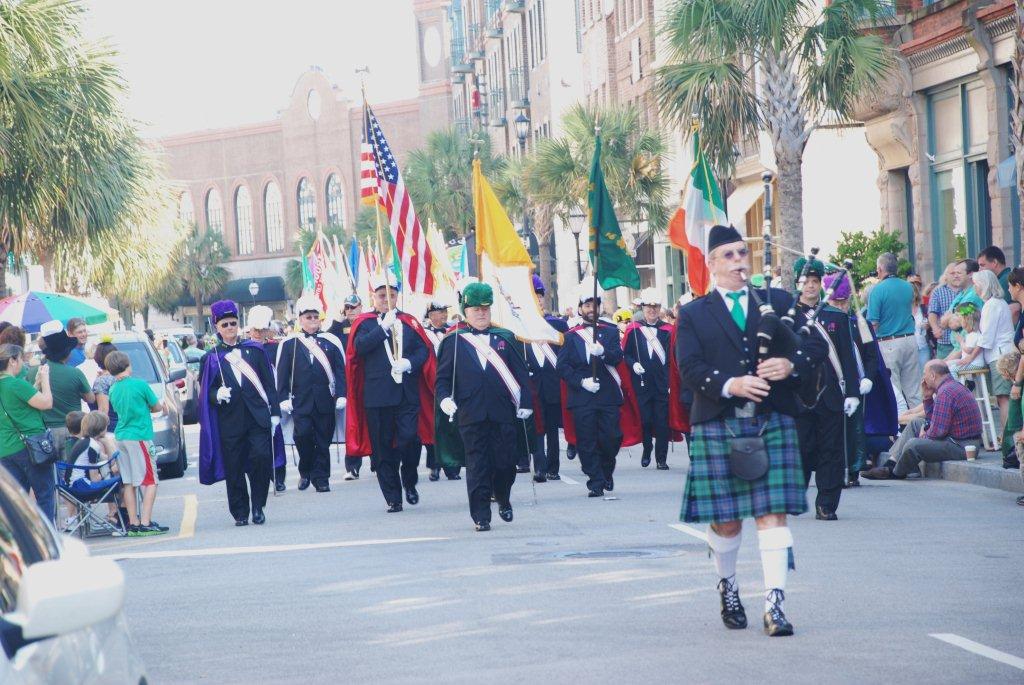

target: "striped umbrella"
[0,291,109,334]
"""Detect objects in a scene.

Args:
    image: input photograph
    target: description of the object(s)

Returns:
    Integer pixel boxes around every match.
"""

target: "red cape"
[620,321,690,438]
[345,312,437,457]
[560,326,643,447]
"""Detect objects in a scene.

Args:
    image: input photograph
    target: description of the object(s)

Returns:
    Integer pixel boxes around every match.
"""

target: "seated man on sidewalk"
[861,360,982,480]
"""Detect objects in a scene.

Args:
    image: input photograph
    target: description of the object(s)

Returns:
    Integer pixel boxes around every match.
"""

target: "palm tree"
[180,225,230,330]
[656,0,893,277]
[1013,3,1024,235]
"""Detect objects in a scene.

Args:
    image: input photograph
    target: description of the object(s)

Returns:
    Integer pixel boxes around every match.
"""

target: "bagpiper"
[435,282,533,531]
[198,300,281,526]
[422,300,461,482]
[345,273,436,513]
[676,225,826,637]
[275,295,346,493]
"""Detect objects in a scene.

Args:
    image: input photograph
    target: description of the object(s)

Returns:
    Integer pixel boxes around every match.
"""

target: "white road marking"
[101,536,448,561]
[929,634,1024,671]
[560,475,580,485]
[668,523,708,542]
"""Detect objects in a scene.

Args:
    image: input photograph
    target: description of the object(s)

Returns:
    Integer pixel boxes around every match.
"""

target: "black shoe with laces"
[717,578,747,630]
[428,468,440,481]
[546,473,560,480]
[763,589,794,636]
[641,452,651,468]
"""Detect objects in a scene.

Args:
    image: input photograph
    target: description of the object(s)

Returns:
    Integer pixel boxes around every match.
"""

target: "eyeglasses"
[719,247,750,260]
[218,321,238,328]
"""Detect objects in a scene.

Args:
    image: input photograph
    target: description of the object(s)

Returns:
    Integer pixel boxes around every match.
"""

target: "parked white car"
[0,468,147,684]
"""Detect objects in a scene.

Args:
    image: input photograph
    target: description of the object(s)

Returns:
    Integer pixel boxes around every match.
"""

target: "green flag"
[587,133,641,290]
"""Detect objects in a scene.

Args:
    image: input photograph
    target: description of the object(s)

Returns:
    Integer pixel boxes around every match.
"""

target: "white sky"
[81,0,421,138]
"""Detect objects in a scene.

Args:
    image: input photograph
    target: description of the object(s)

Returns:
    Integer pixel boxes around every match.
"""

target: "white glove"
[216,386,232,404]
[844,398,860,416]
[392,358,412,374]
[632,362,645,375]
[588,341,605,357]
[335,397,347,410]
[516,408,533,420]
[279,399,293,414]
[440,397,457,417]
[380,309,398,330]
[859,378,873,395]
[581,378,600,394]
[270,416,280,430]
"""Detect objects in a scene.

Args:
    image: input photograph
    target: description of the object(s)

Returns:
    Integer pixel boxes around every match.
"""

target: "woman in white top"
[974,269,1015,432]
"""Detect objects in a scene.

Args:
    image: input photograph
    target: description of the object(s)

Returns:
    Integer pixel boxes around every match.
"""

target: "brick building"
[156,1,452,326]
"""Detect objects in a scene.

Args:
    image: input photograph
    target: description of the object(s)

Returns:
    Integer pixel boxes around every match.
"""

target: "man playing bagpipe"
[345,273,436,513]
[435,282,534,531]
[558,280,642,498]
[275,296,346,493]
[199,300,282,526]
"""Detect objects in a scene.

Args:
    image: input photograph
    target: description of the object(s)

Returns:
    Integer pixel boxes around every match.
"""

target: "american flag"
[361,104,435,294]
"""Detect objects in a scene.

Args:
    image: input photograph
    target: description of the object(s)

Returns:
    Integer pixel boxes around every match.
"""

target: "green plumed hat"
[460,282,493,313]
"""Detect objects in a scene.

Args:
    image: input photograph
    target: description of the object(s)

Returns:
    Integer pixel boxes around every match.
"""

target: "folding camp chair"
[55,454,126,538]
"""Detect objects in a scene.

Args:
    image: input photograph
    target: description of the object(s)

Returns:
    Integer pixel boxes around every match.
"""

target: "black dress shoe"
[386,502,403,513]
[516,465,530,474]
[546,473,561,480]
[845,476,860,488]
[566,446,576,460]
[605,476,614,492]
[235,519,248,527]
[1017,495,1024,507]
[275,480,286,492]
[1003,455,1020,469]
[475,522,490,532]
[860,465,893,480]
[656,462,669,470]
[447,474,462,480]
[252,507,266,525]
[428,468,440,481]
[588,488,604,498]
[533,473,547,483]
[763,589,794,636]
[314,483,330,493]
[815,506,838,521]
[406,488,419,505]
[498,504,513,522]
[641,452,651,468]
[298,477,311,491]
[717,578,747,630]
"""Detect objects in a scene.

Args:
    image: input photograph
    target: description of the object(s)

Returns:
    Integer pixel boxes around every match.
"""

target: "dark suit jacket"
[557,322,624,409]
[205,343,280,429]
[623,323,670,400]
[276,333,346,415]
[435,329,531,426]
[352,314,428,409]
[676,288,827,425]
[794,304,861,412]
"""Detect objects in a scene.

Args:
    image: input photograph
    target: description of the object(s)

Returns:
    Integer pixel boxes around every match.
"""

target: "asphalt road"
[87,426,1024,684]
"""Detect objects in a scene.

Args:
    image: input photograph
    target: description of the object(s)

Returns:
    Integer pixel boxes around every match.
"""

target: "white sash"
[574,328,623,398]
[224,351,269,406]
[639,326,666,364]
[462,333,521,405]
[425,328,443,353]
[298,335,336,396]
[531,342,557,368]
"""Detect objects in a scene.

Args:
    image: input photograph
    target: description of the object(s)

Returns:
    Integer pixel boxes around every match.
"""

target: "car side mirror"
[168,367,186,383]
[0,557,124,657]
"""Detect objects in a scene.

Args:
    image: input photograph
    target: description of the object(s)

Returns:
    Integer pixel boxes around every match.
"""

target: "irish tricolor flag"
[668,131,727,296]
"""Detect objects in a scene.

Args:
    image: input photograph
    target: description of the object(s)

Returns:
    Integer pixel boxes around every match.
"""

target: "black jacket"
[352,313,429,409]
[623,322,671,400]
[557,322,624,409]
[276,333,346,415]
[205,343,280,429]
[794,304,862,412]
[676,288,827,425]
[435,329,531,426]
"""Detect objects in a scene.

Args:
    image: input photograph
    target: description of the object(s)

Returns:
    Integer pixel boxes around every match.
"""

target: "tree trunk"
[535,206,557,313]
[774,149,805,290]
[1014,6,1024,244]
[0,257,7,298]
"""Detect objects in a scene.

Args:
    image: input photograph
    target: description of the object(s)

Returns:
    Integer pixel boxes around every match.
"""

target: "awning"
[174,276,287,307]
[727,180,765,226]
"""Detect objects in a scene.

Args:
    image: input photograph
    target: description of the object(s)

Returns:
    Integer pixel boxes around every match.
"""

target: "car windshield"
[165,341,185,365]
[115,341,161,384]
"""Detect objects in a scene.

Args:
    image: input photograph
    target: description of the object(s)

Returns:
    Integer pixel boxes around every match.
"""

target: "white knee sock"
[758,527,793,612]
[707,528,742,582]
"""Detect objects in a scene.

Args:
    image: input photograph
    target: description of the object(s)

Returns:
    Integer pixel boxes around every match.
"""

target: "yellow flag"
[473,159,533,267]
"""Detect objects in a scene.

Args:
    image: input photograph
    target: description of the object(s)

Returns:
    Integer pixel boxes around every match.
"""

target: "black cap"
[707,225,744,254]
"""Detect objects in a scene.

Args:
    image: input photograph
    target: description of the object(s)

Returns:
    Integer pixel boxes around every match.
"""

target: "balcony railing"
[486,0,502,22]
[507,66,529,109]
[504,0,525,14]
[466,24,484,60]
[450,38,473,73]
[488,88,507,127]
[454,117,472,137]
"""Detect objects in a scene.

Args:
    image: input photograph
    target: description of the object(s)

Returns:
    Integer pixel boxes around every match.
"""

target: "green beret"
[794,257,825,280]
[461,282,493,312]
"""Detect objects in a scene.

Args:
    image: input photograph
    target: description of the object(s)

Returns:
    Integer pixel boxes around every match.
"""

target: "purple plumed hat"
[210,300,239,323]
[824,272,851,301]
[532,274,545,294]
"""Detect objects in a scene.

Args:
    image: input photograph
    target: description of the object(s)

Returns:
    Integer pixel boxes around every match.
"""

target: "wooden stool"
[957,368,998,450]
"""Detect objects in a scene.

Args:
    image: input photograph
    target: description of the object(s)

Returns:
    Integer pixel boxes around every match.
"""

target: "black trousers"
[638,393,669,464]
[367,404,421,506]
[344,456,362,475]
[219,411,272,520]
[797,406,846,512]
[530,401,562,475]
[460,420,516,524]
[274,462,286,486]
[572,405,622,491]
[293,410,335,486]
[425,444,460,477]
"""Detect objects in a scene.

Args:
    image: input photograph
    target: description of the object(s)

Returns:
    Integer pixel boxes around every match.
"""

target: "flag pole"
[591,121,601,384]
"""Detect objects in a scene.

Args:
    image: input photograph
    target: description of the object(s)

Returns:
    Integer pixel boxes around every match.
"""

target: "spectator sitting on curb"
[861,360,982,480]
[996,350,1022,472]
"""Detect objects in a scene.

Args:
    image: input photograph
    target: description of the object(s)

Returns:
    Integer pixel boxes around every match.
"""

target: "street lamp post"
[248,280,259,330]
[568,211,586,282]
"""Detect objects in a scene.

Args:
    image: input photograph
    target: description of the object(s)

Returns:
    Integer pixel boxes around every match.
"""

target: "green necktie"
[726,291,746,330]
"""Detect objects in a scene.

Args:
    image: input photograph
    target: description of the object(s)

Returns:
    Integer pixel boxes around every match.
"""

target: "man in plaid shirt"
[862,359,981,480]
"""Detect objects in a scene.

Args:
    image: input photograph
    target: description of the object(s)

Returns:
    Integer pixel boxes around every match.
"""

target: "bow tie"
[468,328,489,336]
[641,321,660,328]
[303,332,318,338]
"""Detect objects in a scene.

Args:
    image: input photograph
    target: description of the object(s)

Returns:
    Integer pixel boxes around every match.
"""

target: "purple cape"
[861,327,899,437]
[199,340,286,485]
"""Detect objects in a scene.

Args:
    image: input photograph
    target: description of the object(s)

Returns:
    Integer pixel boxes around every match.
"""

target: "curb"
[923,454,1024,494]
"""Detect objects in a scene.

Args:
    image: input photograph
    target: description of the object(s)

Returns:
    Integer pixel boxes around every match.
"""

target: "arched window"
[178,191,194,226]
[325,174,344,228]
[235,185,254,255]
[297,177,316,230]
[205,188,224,233]
[264,182,285,253]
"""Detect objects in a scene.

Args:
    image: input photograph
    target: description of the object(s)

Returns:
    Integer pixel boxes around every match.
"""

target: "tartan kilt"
[681,412,807,523]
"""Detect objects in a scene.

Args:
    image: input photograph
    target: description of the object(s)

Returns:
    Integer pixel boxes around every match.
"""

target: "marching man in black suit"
[276,295,346,493]
[525,275,567,482]
[676,225,826,637]
[623,288,672,470]
[436,282,533,531]
[423,300,460,482]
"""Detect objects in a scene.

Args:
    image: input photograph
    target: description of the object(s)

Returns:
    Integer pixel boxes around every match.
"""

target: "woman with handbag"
[0,343,55,520]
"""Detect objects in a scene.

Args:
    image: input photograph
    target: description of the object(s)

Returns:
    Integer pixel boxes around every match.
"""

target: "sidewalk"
[922,451,1024,494]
